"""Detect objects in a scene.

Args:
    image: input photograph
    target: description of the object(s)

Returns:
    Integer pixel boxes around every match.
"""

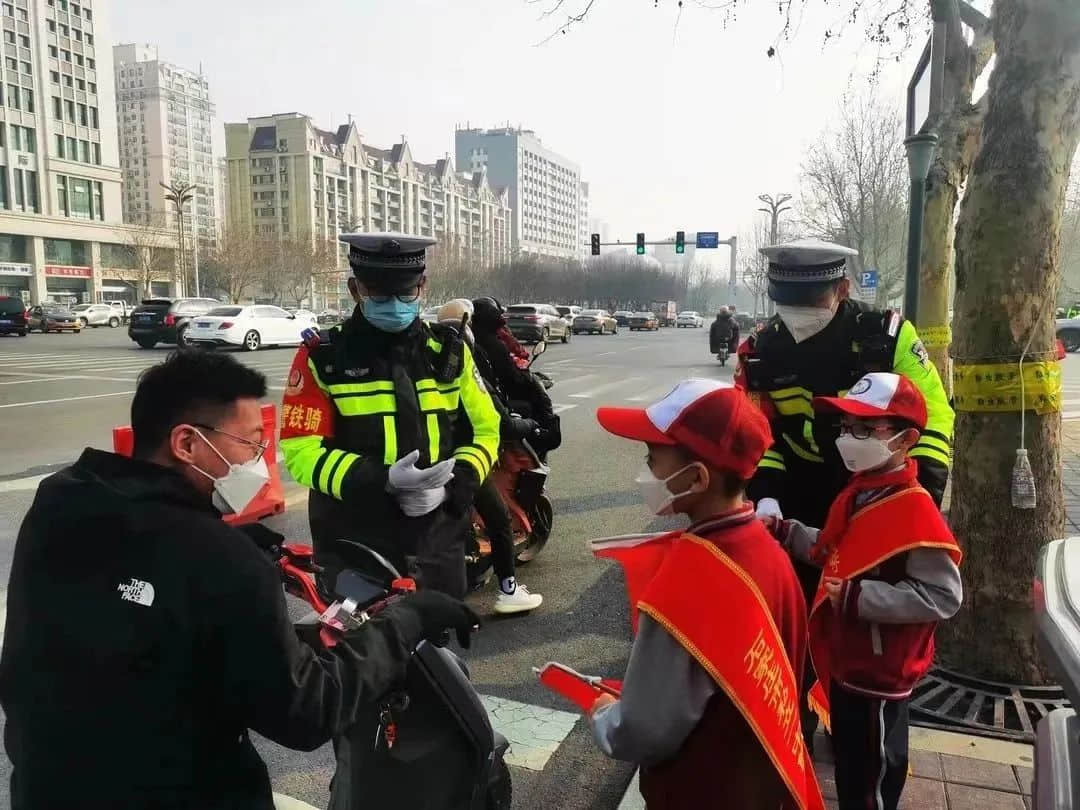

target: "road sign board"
[859,270,879,290]
[907,37,932,136]
[696,232,719,249]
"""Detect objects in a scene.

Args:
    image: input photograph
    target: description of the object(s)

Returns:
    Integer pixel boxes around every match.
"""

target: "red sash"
[807,486,962,729]
[596,530,825,810]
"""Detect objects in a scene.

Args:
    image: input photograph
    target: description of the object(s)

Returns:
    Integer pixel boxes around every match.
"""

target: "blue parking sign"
[860,270,879,289]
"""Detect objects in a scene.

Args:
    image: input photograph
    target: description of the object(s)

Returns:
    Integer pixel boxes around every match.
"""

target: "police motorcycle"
[266,534,513,810]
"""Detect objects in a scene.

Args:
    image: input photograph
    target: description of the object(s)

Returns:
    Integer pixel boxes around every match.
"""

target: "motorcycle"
[273,538,513,810]
[716,346,729,366]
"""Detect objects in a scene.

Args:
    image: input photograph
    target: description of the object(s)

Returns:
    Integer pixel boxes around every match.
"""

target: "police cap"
[759,239,858,305]
[339,231,436,294]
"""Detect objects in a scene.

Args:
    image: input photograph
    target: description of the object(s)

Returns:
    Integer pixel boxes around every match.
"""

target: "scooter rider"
[710,307,738,358]
[279,233,501,600]
[438,299,544,615]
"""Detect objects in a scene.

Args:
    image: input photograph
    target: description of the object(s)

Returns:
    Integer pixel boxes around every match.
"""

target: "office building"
[455,126,583,261]
[0,0,177,306]
[225,112,512,304]
[113,43,219,250]
[578,180,589,261]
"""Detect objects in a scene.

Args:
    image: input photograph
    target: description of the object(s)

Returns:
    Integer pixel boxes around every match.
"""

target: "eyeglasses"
[837,421,897,440]
[193,424,268,461]
[365,287,422,304]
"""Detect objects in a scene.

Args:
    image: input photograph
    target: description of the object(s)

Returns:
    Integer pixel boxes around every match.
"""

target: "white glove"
[387,450,455,493]
[755,498,783,533]
[396,486,449,517]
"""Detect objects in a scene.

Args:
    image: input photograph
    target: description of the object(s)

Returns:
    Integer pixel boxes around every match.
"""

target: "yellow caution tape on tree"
[919,325,952,348]
[952,361,1062,414]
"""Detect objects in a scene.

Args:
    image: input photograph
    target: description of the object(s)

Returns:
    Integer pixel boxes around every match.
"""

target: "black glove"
[443,462,480,518]
[236,523,285,556]
[394,589,481,649]
[509,417,540,439]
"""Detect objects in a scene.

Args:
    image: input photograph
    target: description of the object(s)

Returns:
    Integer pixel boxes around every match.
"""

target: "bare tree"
[798,92,909,306]
[118,212,177,300]
[201,230,262,304]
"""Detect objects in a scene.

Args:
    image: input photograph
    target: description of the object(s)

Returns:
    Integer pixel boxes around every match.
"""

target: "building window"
[13,169,23,209]
[68,176,90,218]
[63,74,72,87]
[22,88,32,113]
[66,135,76,157]
[20,61,30,76]
[87,81,95,94]
[1,4,11,16]
[0,172,8,210]
[89,106,97,128]
[4,58,16,72]
[91,142,99,165]
[87,58,94,70]
[55,133,63,158]
[74,54,83,67]
[61,50,70,63]
[6,84,16,111]
[3,30,12,43]
[93,182,103,220]
[59,23,68,36]
[76,103,86,126]
[64,98,74,121]
[78,140,88,163]
[86,33,93,45]
[48,45,57,58]
[46,19,55,32]
[26,171,37,213]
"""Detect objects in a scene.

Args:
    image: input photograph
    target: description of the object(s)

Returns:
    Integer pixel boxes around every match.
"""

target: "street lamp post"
[758,193,793,316]
[161,181,197,297]
[902,133,939,323]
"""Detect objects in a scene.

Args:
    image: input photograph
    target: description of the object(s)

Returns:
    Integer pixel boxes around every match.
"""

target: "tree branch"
[534,0,598,45]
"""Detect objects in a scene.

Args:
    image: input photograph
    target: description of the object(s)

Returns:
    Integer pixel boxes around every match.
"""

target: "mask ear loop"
[188,427,230,482]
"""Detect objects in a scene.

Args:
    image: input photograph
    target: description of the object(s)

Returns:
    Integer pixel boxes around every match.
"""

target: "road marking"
[0,473,49,492]
[596,351,616,357]
[0,375,72,385]
[569,377,645,399]
[544,358,577,366]
[480,694,579,771]
[553,403,578,414]
[0,390,135,409]
[553,372,599,388]
[0,370,138,383]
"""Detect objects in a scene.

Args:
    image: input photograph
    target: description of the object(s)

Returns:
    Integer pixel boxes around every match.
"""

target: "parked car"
[613,310,634,327]
[287,308,319,326]
[421,305,443,325]
[573,309,618,335]
[1058,316,1080,353]
[186,305,308,351]
[72,303,122,328]
[676,311,704,328]
[128,297,221,349]
[555,305,582,329]
[105,300,133,323]
[318,309,343,326]
[29,304,82,333]
[628,311,659,331]
[0,296,28,336]
[505,303,571,344]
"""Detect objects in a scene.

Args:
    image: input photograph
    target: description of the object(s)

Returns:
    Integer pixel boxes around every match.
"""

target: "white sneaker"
[494,584,543,614]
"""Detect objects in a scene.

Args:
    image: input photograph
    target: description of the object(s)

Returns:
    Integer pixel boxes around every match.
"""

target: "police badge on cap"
[759,239,859,305]
[339,232,436,294]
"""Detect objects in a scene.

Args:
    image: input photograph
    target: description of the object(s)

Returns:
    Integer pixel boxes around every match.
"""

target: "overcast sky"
[108,0,936,250]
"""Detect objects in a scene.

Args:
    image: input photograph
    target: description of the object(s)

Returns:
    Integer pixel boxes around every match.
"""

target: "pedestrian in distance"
[766,372,963,810]
[587,379,822,810]
[0,349,479,810]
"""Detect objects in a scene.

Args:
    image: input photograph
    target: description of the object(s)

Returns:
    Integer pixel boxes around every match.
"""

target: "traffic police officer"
[734,239,954,747]
[280,232,500,599]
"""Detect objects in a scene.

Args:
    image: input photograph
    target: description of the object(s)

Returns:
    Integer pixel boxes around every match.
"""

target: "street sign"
[696,232,719,249]
[906,37,932,136]
[859,270,879,290]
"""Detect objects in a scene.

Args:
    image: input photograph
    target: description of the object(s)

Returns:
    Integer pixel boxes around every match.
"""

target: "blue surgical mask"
[362,297,420,333]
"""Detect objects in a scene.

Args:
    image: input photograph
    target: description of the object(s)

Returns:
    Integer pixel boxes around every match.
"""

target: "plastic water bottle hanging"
[1011,448,1037,509]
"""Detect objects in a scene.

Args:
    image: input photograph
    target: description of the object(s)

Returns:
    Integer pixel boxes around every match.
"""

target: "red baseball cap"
[813,372,927,429]
[596,379,772,480]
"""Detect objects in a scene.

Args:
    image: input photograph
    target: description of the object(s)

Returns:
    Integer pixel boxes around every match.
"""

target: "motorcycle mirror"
[532,340,547,358]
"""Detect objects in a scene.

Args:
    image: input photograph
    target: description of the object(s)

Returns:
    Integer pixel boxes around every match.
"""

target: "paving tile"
[942,753,1021,792]
[946,783,1027,810]
[910,749,944,780]
[1014,765,1033,796]
[812,731,835,765]
[814,761,837,800]
[899,776,947,810]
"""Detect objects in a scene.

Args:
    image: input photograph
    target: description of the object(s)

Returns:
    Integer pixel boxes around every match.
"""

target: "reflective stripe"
[329,453,356,499]
[282,434,330,490]
[911,445,950,465]
[758,456,786,472]
[427,338,442,353]
[419,389,458,412]
[318,449,344,495]
[455,446,490,478]
[335,393,396,416]
[916,433,951,456]
[307,358,330,393]
[383,415,397,465]
[770,387,814,418]
[327,380,395,396]
[427,413,440,464]
[782,433,824,463]
[803,419,821,453]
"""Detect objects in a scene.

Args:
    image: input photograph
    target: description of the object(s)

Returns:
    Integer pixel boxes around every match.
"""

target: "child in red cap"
[772,372,963,810]
[589,379,822,810]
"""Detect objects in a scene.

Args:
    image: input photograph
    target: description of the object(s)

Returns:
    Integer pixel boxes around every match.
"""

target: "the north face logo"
[117,578,155,607]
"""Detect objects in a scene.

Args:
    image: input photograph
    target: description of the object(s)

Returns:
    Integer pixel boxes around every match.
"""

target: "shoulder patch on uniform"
[911,339,929,368]
[472,363,486,391]
[284,368,304,396]
[886,311,901,337]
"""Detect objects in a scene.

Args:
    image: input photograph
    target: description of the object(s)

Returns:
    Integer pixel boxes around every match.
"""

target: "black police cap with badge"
[759,239,859,305]
[339,231,436,295]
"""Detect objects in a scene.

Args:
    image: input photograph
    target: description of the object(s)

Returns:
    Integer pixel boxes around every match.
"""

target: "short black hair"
[673,445,747,499]
[131,350,267,458]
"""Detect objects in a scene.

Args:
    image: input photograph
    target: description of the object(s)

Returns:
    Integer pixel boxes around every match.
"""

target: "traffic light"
[675,231,685,254]
[591,233,600,256]
[636,233,645,255]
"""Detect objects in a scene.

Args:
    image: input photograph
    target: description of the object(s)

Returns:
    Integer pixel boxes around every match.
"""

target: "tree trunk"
[937,0,1080,683]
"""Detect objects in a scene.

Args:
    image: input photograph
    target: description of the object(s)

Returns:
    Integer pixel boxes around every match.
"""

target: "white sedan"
[186,305,308,351]
[288,308,319,325]
[676,311,704,328]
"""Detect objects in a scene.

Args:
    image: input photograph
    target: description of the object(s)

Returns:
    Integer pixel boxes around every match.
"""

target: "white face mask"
[775,304,836,343]
[191,429,270,514]
[835,432,903,473]
[635,462,698,516]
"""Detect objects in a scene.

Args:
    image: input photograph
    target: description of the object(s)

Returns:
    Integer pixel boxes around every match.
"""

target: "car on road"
[128,297,222,349]
[676,311,704,328]
[186,304,308,351]
[573,309,618,335]
[613,310,634,327]
[555,305,582,329]
[318,309,343,326]
[1058,316,1080,352]
[29,304,82,333]
[0,296,29,336]
[628,311,659,331]
[287,308,319,326]
[71,303,122,328]
[505,303,571,344]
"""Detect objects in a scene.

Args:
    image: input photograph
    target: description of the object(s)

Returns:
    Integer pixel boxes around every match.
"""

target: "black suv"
[0,296,29,336]
[128,297,221,349]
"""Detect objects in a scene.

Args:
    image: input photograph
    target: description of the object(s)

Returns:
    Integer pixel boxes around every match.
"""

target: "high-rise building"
[578,181,589,261]
[113,43,218,251]
[455,126,583,261]
[225,112,512,305]
[0,0,178,306]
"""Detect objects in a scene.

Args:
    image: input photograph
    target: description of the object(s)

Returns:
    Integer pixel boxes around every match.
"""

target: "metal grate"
[910,666,1070,743]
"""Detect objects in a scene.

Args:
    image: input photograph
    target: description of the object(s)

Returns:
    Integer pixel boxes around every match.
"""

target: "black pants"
[473,477,516,582]
[830,681,909,810]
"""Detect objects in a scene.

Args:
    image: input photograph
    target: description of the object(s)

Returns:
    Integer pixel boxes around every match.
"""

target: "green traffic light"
[636,246,645,255]
[675,245,684,254]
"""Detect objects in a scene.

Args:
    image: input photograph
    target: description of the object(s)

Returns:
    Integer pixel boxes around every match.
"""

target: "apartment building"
[225,113,512,301]
[578,180,589,261]
[0,0,177,306]
[113,42,219,251]
[455,126,584,261]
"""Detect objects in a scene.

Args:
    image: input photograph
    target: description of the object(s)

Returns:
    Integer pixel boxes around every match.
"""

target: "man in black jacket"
[0,350,478,810]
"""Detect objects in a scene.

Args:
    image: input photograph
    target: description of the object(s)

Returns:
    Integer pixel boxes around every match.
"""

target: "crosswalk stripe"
[569,377,646,399]
[553,403,578,414]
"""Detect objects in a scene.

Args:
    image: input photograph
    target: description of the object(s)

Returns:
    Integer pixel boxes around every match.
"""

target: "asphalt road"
[0,322,723,808]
